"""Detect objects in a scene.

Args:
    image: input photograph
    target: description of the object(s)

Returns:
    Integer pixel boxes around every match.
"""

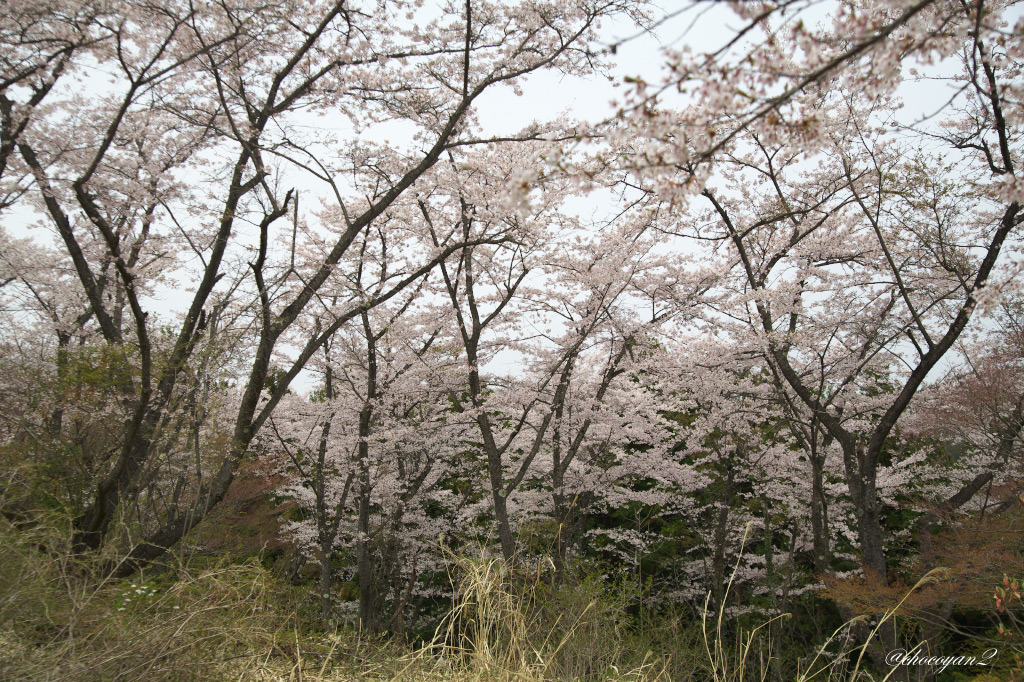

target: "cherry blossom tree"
[0,0,642,571]
[270,300,468,629]
[423,134,697,561]
[613,0,1024,581]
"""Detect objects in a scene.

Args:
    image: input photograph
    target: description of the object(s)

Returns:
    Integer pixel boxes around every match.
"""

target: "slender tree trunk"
[357,310,379,631]
[317,362,336,622]
[551,410,569,574]
[711,464,735,605]
[356,471,375,630]
[320,535,334,621]
[490,485,516,562]
[809,430,832,574]
[552,490,569,574]
[46,332,72,438]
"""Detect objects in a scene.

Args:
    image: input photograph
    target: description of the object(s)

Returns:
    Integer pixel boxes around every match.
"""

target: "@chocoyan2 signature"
[885,646,1000,674]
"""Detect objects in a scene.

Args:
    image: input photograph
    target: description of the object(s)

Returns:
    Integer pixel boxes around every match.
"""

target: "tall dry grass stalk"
[700,524,789,682]
[392,546,668,682]
[699,524,949,682]
[793,569,947,682]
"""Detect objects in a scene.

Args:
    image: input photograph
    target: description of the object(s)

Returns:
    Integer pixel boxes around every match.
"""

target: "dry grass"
[379,547,670,682]
[0,515,293,681]
[0,514,957,682]
[0,515,675,682]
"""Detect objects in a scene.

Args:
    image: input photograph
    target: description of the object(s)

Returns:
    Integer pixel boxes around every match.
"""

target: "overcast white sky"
[471,1,737,135]
[4,0,983,391]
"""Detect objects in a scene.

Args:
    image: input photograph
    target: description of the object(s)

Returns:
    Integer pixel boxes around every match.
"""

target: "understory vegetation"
[1,500,1021,681]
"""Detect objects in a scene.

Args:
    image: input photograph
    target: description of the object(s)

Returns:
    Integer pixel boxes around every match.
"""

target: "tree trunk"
[840,442,887,580]
[809,432,831,574]
[711,464,735,605]
[319,537,334,622]
[357,310,379,631]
